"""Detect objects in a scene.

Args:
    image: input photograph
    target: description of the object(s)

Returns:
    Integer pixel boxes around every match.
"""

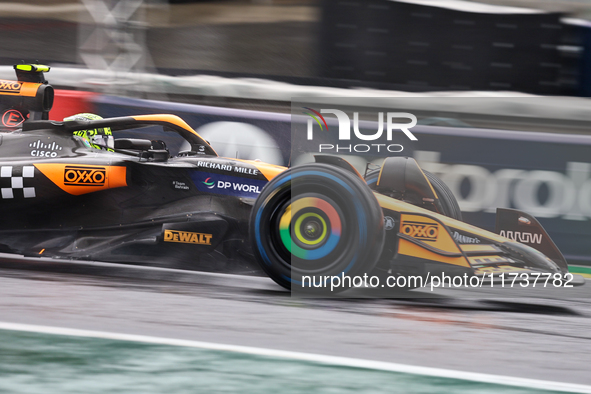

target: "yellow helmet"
[64,113,114,151]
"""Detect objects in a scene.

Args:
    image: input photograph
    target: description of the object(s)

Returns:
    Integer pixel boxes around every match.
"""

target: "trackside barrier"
[93,95,591,266]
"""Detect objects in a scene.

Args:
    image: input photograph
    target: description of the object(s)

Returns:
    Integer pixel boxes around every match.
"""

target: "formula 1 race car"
[0,65,584,292]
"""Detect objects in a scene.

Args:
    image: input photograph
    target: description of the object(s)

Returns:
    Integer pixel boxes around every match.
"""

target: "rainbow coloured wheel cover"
[279,196,342,260]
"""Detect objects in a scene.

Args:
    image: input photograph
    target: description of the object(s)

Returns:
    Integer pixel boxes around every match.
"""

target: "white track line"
[0,322,590,393]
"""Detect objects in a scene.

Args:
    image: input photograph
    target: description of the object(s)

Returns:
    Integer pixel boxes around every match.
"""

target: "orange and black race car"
[0,65,584,292]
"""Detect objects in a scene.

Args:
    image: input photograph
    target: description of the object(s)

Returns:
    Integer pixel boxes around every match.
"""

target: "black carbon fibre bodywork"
[0,116,281,272]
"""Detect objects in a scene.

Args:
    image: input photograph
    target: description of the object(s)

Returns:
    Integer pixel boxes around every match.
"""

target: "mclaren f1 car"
[0,64,584,292]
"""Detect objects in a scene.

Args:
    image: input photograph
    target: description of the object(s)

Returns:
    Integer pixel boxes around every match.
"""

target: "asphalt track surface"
[0,256,590,388]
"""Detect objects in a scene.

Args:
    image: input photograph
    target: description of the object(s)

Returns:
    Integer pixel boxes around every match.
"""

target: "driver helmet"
[64,113,114,151]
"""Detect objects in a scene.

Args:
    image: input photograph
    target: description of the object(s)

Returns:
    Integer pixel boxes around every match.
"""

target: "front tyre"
[366,169,462,220]
[250,164,385,292]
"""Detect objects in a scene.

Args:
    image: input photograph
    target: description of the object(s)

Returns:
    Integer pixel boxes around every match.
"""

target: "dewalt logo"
[0,80,21,94]
[64,166,106,186]
[164,229,212,245]
[401,221,439,242]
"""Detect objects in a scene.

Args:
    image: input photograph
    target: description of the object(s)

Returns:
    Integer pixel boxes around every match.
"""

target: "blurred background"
[3,0,591,99]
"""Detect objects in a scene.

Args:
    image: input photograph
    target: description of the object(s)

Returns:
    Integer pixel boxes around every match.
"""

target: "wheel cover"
[294,212,327,245]
[279,196,342,260]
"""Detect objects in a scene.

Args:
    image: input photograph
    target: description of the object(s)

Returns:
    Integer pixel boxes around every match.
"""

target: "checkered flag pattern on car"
[0,166,35,199]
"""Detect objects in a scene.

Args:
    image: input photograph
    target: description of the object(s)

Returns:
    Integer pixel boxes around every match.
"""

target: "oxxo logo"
[0,80,21,94]
[303,107,417,153]
[64,166,106,186]
[401,221,439,242]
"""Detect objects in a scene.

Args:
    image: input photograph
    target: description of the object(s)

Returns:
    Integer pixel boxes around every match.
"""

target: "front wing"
[375,193,585,286]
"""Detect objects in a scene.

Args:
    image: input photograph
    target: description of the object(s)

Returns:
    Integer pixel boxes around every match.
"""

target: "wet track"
[0,257,590,387]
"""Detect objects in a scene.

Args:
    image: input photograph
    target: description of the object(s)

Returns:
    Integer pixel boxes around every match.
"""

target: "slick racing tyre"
[366,169,462,221]
[250,164,385,292]
[423,170,462,221]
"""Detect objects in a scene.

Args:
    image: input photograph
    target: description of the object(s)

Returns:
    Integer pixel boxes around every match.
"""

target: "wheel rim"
[278,196,342,260]
[294,212,327,245]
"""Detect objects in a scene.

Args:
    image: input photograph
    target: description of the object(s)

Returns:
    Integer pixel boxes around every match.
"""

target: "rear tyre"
[250,164,385,291]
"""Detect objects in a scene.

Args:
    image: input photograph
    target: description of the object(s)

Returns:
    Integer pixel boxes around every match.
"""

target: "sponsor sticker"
[401,220,439,242]
[0,80,21,94]
[34,163,127,195]
[29,139,63,158]
[203,177,215,189]
[64,166,106,186]
[164,229,212,245]
[499,230,542,245]
[191,171,267,198]
[452,231,480,244]
[2,110,25,128]
[172,180,190,190]
[196,161,259,176]
[384,216,396,231]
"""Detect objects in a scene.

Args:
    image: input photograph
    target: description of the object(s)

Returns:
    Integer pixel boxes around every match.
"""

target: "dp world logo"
[303,107,418,153]
[203,177,215,189]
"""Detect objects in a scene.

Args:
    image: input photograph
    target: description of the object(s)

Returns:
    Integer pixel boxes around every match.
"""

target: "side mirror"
[114,138,152,150]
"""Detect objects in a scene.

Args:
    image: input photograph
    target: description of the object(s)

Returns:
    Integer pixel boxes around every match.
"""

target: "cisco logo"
[30,140,63,158]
